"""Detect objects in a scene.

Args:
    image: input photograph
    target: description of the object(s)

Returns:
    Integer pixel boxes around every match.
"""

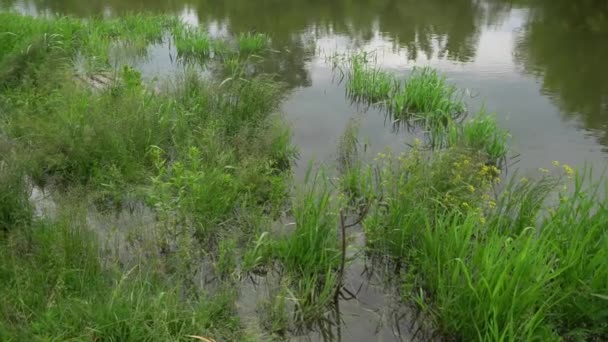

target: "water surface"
[3,0,608,177]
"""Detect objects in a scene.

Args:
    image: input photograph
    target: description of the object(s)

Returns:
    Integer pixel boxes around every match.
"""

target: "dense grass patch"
[0,13,297,340]
[0,154,32,232]
[237,32,271,54]
[355,146,608,340]
[0,217,243,341]
[346,54,398,104]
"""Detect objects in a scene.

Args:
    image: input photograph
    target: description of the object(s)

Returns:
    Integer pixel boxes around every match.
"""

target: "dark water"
[3,0,608,177]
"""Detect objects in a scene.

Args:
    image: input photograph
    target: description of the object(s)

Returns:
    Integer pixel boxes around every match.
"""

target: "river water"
[2,0,608,177]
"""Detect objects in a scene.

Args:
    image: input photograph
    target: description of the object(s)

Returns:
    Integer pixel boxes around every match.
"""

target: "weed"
[0,217,243,341]
[0,154,32,232]
[346,54,398,104]
[237,32,270,54]
[391,67,465,123]
[446,108,510,165]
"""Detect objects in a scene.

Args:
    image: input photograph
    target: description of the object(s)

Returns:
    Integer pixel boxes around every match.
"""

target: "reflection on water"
[2,0,607,167]
[515,0,608,149]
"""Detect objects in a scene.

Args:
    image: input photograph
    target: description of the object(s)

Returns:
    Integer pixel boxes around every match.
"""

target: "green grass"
[237,32,271,54]
[392,67,465,122]
[246,170,343,328]
[340,55,466,141]
[346,54,398,104]
[0,13,296,340]
[0,154,32,232]
[0,217,243,341]
[172,25,212,59]
[2,12,606,341]
[355,145,608,340]
[446,108,510,166]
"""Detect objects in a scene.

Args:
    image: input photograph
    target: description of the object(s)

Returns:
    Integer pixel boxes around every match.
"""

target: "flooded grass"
[446,108,510,166]
[351,145,607,340]
[1,11,607,342]
[340,54,465,136]
[237,32,271,54]
[346,54,398,104]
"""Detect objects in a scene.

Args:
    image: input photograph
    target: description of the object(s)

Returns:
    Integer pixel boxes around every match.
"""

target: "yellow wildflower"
[553,161,560,167]
[520,177,529,184]
[462,202,470,209]
[539,168,549,174]
[488,200,497,209]
[467,185,475,193]
[563,164,574,177]
[480,216,486,224]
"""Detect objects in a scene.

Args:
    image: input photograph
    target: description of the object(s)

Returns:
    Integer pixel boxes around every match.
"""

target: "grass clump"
[237,32,271,54]
[248,171,342,327]
[446,108,510,166]
[391,67,465,123]
[339,55,466,141]
[355,144,608,340]
[172,25,212,59]
[346,54,398,104]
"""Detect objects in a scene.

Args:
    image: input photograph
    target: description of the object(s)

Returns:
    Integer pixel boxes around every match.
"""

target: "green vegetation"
[363,157,607,340]
[0,217,242,341]
[237,32,271,54]
[0,12,296,341]
[346,54,397,104]
[0,154,32,232]
[1,10,606,342]
[335,50,605,341]
[340,55,465,133]
[446,108,510,166]
[391,67,465,123]
[339,53,508,164]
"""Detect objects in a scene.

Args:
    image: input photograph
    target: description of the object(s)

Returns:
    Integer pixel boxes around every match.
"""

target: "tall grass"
[446,108,510,166]
[0,154,32,232]
[340,55,466,143]
[358,146,608,340]
[346,54,398,104]
[237,32,271,54]
[0,13,296,340]
[247,170,343,327]
[0,217,243,341]
[391,67,465,123]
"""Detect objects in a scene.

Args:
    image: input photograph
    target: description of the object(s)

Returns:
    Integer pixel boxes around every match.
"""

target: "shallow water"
[3,0,608,178]
[6,0,608,340]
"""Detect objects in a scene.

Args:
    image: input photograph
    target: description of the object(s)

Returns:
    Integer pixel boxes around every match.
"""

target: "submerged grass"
[340,54,465,136]
[391,67,465,122]
[346,54,398,104]
[247,170,343,327]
